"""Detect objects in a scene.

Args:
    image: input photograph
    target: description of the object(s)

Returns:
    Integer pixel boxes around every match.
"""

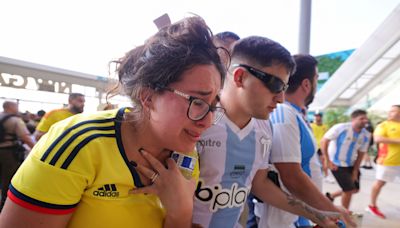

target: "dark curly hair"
[108,16,226,121]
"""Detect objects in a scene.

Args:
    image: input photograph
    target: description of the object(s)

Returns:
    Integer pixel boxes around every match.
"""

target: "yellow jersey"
[375,120,400,166]
[310,123,328,148]
[36,108,74,133]
[10,108,199,227]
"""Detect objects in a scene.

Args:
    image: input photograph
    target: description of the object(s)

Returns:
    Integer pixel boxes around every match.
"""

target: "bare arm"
[20,133,35,149]
[374,135,400,144]
[0,200,72,228]
[320,138,330,162]
[320,138,337,172]
[352,151,363,181]
[251,169,339,227]
[34,130,45,142]
[353,151,363,170]
[274,163,337,212]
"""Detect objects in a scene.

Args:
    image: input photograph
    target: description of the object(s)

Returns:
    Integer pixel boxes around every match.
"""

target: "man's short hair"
[286,54,318,94]
[69,93,84,100]
[393,104,400,109]
[37,110,46,117]
[314,112,323,117]
[231,36,295,74]
[215,31,240,42]
[351,109,367,119]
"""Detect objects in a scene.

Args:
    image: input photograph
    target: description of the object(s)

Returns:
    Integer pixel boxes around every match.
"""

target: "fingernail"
[138,147,144,154]
[138,148,146,155]
[130,161,137,167]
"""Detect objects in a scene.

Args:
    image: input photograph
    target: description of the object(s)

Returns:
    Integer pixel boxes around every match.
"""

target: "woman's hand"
[129,149,196,227]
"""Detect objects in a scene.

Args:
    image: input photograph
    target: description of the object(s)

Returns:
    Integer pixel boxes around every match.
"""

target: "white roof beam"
[310,5,400,110]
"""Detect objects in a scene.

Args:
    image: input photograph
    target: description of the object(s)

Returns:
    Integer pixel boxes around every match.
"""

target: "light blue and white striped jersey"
[269,102,319,179]
[260,102,321,228]
[324,122,370,167]
[193,115,272,228]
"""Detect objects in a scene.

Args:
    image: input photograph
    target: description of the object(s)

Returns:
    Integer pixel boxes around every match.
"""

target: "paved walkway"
[323,166,400,227]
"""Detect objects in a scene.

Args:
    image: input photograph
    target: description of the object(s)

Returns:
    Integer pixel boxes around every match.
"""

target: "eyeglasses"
[161,87,226,124]
[233,64,288,93]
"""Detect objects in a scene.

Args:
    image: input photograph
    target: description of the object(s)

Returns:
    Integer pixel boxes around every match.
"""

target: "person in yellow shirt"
[34,93,85,141]
[367,105,400,219]
[311,112,329,173]
[0,16,225,228]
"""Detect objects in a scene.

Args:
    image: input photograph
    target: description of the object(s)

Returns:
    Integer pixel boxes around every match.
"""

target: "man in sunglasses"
[257,54,353,228]
[192,37,345,228]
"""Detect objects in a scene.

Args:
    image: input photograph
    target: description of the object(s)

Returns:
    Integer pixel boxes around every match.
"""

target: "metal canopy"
[0,56,112,95]
[310,4,400,111]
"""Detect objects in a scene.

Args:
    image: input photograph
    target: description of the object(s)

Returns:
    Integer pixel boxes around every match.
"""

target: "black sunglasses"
[233,64,288,93]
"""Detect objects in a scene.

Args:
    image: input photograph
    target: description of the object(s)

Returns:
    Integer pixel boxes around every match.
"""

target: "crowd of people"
[0,15,399,228]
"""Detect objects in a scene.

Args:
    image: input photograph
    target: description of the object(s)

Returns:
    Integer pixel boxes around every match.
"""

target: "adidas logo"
[93,184,120,197]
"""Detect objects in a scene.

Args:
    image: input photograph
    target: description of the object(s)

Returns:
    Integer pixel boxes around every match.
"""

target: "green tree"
[323,108,386,129]
[316,56,344,76]
[323,107,350,129]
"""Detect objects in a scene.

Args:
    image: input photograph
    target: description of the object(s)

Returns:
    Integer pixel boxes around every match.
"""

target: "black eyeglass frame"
[232,64,289,93]
[160,87,226,124]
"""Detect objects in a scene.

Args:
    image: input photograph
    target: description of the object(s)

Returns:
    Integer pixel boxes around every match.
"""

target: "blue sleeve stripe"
[60,133,115,169]
[40,118,115,161]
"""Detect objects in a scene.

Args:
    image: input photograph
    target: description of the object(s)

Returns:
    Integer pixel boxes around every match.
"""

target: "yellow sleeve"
[374,122,387,137]
[36,112,58,133]
[11,155,88,205]
[36,109,72,133]
[10,118,93,214]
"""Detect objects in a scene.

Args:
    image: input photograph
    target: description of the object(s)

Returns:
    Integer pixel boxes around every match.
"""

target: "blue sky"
[1,0,399,76]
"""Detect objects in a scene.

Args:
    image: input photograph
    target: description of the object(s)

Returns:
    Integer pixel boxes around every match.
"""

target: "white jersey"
[258,102,321,228]
[324,122,370,167]
[193,115,272,228]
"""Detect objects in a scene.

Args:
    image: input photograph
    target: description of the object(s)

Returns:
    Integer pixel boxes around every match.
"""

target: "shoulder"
[254,119,272,133]
[43,108,67,117]
[377,121,389,128]
[1,114,23,125]
[55,108,122,129]
[331,123,348,131]
[35,109,124,165]
[270,103,297,125]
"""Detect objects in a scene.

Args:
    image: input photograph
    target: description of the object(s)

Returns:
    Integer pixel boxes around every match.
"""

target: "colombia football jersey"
[10,108,199,227]
[375,120,400,166]
[36,108,74,133]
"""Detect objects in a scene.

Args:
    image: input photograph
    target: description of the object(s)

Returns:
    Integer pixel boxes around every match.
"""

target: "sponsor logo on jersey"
[93,184,119,197]
[195,180,249,212]
[197,139,222,148]
[259,136,271,158]
[230,165,246,178]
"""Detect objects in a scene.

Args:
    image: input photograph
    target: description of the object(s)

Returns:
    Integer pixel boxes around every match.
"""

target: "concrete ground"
[324,165,400,228]
[239,164,400,227]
